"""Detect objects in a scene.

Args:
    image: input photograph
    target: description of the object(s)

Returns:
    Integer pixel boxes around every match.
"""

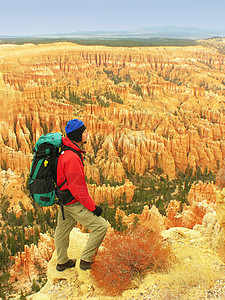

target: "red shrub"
[91,226,174,295]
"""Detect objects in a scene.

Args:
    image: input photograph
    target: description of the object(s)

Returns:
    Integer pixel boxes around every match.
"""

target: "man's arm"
[65,155,96,211]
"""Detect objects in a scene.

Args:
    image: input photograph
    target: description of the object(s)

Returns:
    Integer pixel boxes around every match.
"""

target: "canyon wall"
[1,40,225,296]
[1,42,225,182]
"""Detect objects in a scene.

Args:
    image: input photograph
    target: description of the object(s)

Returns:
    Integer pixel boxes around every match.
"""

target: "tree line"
[0,38,198,47]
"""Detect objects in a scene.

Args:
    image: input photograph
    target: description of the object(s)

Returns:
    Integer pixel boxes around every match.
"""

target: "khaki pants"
[55,202,108,264]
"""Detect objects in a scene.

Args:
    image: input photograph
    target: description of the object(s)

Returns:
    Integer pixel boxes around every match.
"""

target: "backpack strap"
[62,146,84,166]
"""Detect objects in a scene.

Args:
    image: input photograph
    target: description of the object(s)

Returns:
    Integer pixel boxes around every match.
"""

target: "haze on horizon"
[0,0,225,36]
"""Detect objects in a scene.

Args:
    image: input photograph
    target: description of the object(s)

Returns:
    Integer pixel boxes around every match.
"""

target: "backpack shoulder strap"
[61,146,84,166]
[56,146,84,190]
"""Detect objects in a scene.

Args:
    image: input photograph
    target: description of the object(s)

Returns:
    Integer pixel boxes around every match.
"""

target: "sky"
[0,0,225,36]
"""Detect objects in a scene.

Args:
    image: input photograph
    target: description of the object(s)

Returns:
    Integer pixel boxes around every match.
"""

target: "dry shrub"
[91,226,174,296]
[158,245,220,297]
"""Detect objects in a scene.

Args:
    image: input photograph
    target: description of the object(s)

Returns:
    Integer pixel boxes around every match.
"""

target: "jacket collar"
[62,136,85,154]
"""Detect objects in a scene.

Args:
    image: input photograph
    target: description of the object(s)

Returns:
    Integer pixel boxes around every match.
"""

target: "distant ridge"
[1,26,225,40]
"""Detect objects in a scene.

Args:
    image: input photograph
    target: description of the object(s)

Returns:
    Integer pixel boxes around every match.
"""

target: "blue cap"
[65,119,84,134]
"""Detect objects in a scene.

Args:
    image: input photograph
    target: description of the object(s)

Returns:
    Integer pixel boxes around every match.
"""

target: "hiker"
[55,119,108,271]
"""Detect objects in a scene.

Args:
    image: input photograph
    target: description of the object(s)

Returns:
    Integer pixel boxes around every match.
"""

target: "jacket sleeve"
[63,154,96,212]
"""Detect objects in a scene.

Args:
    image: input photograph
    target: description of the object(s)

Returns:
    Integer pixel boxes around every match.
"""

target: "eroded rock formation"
[10,233,55,283]
[116,181,217,232]
[1,42,225,179]
[1,41,225,295]
[88,179,134,206]
[0,168,31,213]
[116,204,166,234]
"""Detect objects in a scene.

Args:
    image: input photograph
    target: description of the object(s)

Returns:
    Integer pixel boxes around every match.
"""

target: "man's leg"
[80,215,108,262]
[54,207,76,264]
[68,202,109,262]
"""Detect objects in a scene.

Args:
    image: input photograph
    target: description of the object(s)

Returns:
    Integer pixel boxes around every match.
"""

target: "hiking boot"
[56,259,76,271]
[79,259,93,271]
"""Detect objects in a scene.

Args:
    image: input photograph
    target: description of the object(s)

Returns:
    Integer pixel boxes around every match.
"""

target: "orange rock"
[10,233,55,282]
[1,42,225,179]
[139,205,166,234]
[1,42,225,228]
[114,182,217,231]
[182,201,212,229]
[115,205,166,234]
[165,200,182,229]
[0,169,31,212]
[187,181,216,206]
[164,182,217,229]
[88,179,135,206]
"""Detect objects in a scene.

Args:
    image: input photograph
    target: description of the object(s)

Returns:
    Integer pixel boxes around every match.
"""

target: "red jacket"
[57,136,96,211]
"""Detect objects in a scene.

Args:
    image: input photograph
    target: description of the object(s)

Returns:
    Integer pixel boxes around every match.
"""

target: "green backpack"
[29,132,79,219]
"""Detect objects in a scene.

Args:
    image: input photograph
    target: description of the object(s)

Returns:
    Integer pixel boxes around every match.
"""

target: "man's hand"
[93,205,103,216]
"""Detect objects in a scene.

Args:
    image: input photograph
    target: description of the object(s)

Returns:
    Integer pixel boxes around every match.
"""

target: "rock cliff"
[28,224,225,300]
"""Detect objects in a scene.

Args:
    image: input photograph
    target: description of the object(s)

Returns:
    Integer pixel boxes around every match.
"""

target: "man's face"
[82,130,89,143]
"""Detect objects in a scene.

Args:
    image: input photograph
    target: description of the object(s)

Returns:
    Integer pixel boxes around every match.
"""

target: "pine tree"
[27,210,34,226]
[34,226,40,246]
